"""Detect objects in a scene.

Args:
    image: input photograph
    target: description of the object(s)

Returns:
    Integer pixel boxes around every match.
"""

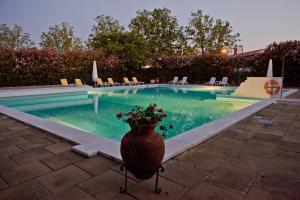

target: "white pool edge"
[0,85,297,163]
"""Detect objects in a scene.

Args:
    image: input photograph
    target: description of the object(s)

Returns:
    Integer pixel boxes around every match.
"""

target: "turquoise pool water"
[0,86,259,141]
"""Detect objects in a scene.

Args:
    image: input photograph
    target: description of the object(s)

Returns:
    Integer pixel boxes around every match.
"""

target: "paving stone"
[201,141,238,160]
[176,151,224,172]
[0,180,51,200]
[0,145,23,156]
[244,138,277,152]
[221,129,253,142]
[0,155,17,171]
[183,181,242,200]
[126,176,188,200]
[245,186,288,200]
[45,142,73,154]
[251,132,282,144]
[76,155,117,176]
[37,165,91,194]
[0,137,28,148]
[17,138,54,151]
[79,170,136,200]
[206,166,255,195]
[272,148,300,162]
[0,177,8,189]
[221,152,266,176]
[22,131,46,141]
[45,134,64,143]
[161,160,208,188]
[292,121,300,129]
[1,161,52,185]
[263,157,300,178]
[279,140,300,153]
[286,127,300,137]
[256,172,300,199]
[283,135,300,144]
[11,147,53,164]
[256,127,286,137]
[111,164,142,183]
[6,123,30,131]
[111,194,136,200]
[41,150,85,170]
[54,186,95,200]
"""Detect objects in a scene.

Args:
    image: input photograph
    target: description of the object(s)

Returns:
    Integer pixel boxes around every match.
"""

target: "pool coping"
[0,84,297,162]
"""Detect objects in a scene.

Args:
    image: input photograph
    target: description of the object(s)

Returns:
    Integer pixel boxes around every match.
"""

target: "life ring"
[264,79,281,95]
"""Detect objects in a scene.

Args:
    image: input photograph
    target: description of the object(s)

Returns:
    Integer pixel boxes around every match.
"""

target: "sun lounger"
[208,77,216,85]
[107,78,121,86]
[132,77,144,85]
[124,77,133,85]
[96,78,109,87]
[177,77,188,85]
[75,79,84,86]
[60,79,69,86]
[218,77,229,86]
[168,77,179,84]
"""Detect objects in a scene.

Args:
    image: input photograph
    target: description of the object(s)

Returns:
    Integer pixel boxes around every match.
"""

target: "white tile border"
[0,85,297,163]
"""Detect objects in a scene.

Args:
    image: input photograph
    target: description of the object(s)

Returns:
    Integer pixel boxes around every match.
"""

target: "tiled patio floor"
[0,91,299,199]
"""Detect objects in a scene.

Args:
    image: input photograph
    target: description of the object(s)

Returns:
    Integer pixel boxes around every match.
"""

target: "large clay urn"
[120,124,165,180]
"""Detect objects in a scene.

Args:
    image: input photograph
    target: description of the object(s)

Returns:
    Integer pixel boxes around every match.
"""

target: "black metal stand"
[120,165,164,194]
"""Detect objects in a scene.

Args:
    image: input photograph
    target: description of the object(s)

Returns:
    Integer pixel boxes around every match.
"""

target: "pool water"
[0,86,259,141]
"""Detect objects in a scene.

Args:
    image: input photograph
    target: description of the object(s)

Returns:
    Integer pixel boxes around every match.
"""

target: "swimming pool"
[1,84,294,161]
[0,86,258,141]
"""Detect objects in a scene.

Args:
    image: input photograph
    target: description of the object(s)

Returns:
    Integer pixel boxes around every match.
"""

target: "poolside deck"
[0,90,299,199]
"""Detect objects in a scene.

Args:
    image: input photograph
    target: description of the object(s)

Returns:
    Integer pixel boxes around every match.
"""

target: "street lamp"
[280,46,300,99]
[220,47,227,55]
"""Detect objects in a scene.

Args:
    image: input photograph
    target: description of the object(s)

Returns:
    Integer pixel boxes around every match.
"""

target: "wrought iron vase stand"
[119,164,165,193]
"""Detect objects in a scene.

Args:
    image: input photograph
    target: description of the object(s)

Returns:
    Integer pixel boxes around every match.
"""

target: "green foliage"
[129,8,185,55]
[40,22,83,53]
[88,15,150,70]
[0,24,35,50]
[186,10,240,54]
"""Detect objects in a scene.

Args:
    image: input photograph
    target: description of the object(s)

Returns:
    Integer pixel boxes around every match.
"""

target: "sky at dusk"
[0,0,299,51]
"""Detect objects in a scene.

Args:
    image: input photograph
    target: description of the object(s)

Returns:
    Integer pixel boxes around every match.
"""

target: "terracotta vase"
[120,124,165,180]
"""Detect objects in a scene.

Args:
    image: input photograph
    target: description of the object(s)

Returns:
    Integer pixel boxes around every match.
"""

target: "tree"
[186,10,240,54]
[129,8,185,55]
[88,15,150,69]
[0,24,34,50]
[40,22,82,53]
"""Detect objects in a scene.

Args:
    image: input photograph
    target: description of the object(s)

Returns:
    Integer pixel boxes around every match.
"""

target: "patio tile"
[245,187,288,200]
[279,140,300,152]
[45,134,64,143]
[126,176,188,200]
[244,138,277,152]
[0,180,51,200]
[221,129,253,142]
[251,132,282,144]
[0,145,23,156]
[256,172,300,199]
[176,151,225,172]
[37,165,91,194]
[183,181,242,200]
[41,150,85,170]
[221,153,265,176]
[282,135,300,144]
[201,141,238,160]
[75,155,117,176]
[0,137,28,148]
[0,156,17,171]
[53,186,95,200]
[79,170,137,200]
[17,138,54,151]
[161,160,208,188]
[11,147,53,164]
[22,131,46,141]
[263,157,300,178]
[0,177,8,189]
[206,166,255,195]
[45,142,73,154]
[1,160,52,185]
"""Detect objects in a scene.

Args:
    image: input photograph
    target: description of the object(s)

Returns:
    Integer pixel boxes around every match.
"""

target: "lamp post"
[280,46,299,99]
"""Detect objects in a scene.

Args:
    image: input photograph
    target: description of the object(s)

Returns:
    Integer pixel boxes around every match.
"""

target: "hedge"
[0,41,299,87]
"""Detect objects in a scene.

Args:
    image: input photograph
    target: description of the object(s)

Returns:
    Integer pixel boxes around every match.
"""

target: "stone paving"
[0,92,300,199]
